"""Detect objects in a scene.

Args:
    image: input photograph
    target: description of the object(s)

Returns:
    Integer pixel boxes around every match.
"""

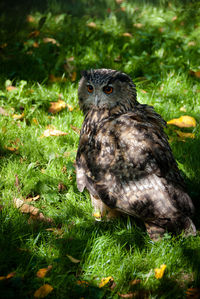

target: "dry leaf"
[133,23,143,28]
[48,100,67,113]
[188,41,196,47]
[36,266,52,278]
[6,86,17,92]
[118,293,134,298]
[129,279,141,286]
[12,112,24,120]
[122,32,132,37]
[87,22,97,28]
[121,6,126,11]
[33,42,39,48]
[71,71,77,82]
[154,264,166,279]
[0,42,8,48]
[189,70,200,78]
[43,37,60,46]
[70,125,80,134]
[66,255,80,263]
[99,276,114,288]
[66,104,74,112]
[175,131,195,139]
[40,129,68,138]
[172,16,178,21]
[28,213,53,224]
[28,30,40,38]
[186,288,200,299]
[46,228,63,236]
[167,115,196,128]
[5,146,19,152]
[25,195,40,202]
[115,0,124,4]
[27,14,35,22]
[0,272,16,281]
[49,74,67,82]
[0,107,9,116]
[34,284,53,298]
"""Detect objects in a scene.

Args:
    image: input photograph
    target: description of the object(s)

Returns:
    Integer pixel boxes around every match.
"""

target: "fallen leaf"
[66,104,74,112]
[172,16,178,21]
[33,42,39,48]
[40,129,68,138]
[129,279,141,286]
[46,228,63,236]
[34,284,53,298]
[188,41,196,47]
[58,183,66,192]
[175,131,195,139]
[71,71,77,82]
[189,70,200,79]
[12,112,24,120]
[27,15,35,23]
[36,266,52,278]
[99,276,114,288]
[154,264,166,279]
[6,86,17,92]
[167,115,196,128]
[66,255,80,263]
[5,146,19,152]
[122,32,132,37]
[28,30,40,38]
[0,107,9,116]
[28,213,53,224]
[49,74,67,83]
[25,195,40,202]
[48,100,67,113]
[70,125,80,134]
[0,43,8,48]
[87,22,97,28]
[158,27,164,33]
[118,293,134,298]
[15,174,20,190]
[133,23,143,28]
[0,272,16,281]
[43,37,60,46]
[121,6,126,11]
[115,0,124,4]
[186,288,200,299]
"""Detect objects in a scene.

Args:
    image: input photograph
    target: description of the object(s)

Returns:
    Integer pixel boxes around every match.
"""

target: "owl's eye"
[87,85,93,93]
[103,86,113,94]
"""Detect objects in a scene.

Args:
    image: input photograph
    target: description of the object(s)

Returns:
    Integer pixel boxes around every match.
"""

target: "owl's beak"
[94,95,100,106]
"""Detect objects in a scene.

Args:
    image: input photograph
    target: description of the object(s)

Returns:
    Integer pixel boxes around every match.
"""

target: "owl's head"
[78,69,138,114]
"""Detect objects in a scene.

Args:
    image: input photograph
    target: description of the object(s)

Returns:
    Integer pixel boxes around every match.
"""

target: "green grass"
[0,0,200,298]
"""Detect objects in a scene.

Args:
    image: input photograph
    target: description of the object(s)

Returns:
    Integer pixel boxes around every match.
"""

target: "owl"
[76,68,196,240]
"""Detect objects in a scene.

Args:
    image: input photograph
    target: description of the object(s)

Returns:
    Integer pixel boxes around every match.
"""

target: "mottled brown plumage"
[76,69,196,240]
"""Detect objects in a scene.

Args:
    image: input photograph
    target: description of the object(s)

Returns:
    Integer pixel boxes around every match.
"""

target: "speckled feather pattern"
[76,69,196,239]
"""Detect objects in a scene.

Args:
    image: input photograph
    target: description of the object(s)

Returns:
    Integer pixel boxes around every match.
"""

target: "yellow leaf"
[66,104,74,112]
[26,15,35,23]
[12,112,24,120]
[175,131,195,139]
[48,100,67,113]
[40,129,68,138]
[70,125,80,134]
[99,276,114,288]
[34,284,53,298]
[71,71,77,82]
[180,106,186,112]
[66,254,80,263]
[0,276,6,280]
[36,266,52,278]
[77,280,89,286]
[167,115,196,128]
[5,146,19,152]
[154,264,166,279]
[32,118,39,125]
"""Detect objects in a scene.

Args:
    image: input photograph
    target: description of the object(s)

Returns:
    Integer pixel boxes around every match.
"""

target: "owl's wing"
[76,105,194,219]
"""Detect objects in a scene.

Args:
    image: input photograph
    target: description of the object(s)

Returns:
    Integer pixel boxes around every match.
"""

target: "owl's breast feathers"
[76,105,194,220]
